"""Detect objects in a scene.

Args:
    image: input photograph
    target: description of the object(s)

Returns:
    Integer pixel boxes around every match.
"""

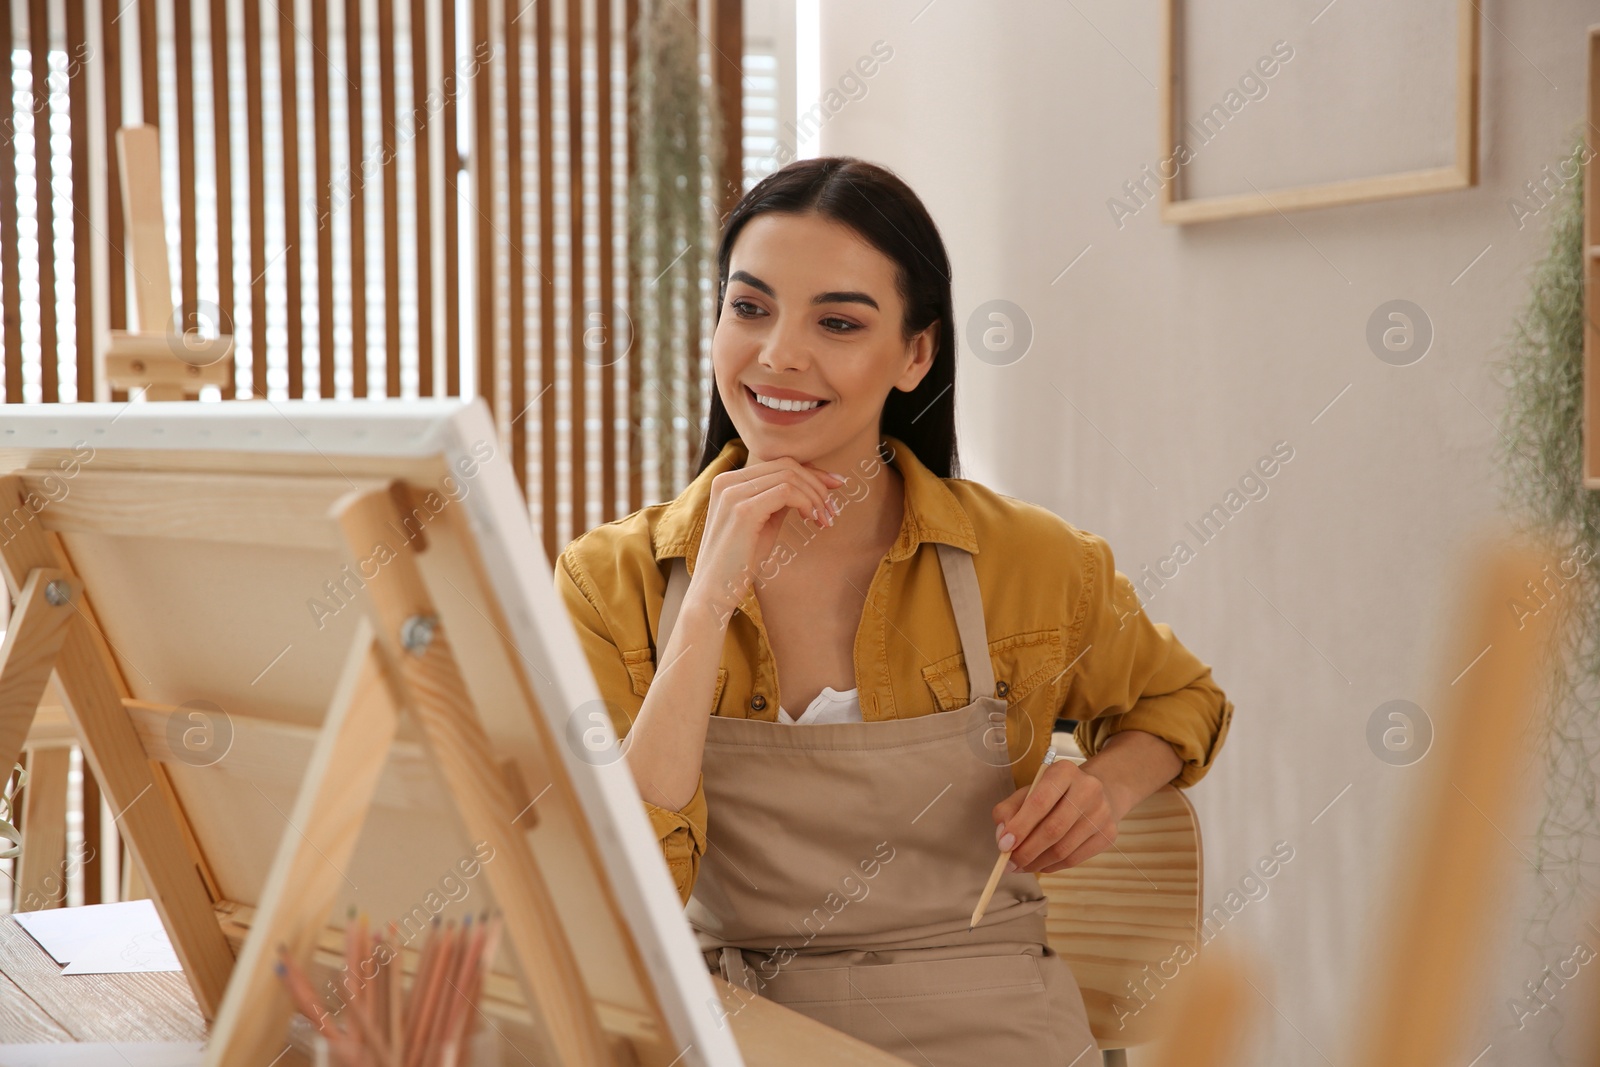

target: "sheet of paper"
[11,900,182,974]
[0,1044,204,1066]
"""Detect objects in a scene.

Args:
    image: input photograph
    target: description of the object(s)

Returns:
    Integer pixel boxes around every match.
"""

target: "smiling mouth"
[745,385,830,412]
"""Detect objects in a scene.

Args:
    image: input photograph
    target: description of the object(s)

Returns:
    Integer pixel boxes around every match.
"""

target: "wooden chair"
[1041,734,1202,1067]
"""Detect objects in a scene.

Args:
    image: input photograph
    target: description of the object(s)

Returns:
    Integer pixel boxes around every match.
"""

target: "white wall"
[814,2,1600,1064]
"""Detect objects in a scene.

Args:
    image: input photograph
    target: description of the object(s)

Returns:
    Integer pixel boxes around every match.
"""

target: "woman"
[554,156,1234,1064]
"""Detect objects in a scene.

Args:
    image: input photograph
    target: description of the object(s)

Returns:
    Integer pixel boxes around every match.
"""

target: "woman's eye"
[729,298,855,333]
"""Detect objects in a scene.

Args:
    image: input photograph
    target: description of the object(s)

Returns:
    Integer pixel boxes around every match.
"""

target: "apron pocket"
[759,950,1072,1065]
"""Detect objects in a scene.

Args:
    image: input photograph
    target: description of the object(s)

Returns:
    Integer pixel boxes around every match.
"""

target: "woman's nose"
[758,317,813,372]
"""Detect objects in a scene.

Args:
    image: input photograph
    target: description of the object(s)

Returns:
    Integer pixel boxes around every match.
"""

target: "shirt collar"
[652,433,977,571]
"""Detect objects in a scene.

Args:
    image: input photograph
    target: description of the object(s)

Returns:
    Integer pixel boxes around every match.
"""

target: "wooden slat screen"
[1,7,21,405]
[0,0,742,562]
[29,0,57,404]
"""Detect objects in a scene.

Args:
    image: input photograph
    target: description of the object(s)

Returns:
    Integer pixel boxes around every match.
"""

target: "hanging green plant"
[1,762,24,864]
[628,0,728,496]
[1493,133,1600,940]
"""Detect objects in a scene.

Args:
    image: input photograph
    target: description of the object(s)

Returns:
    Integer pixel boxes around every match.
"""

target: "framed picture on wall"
[1157,0,1479,224]
[1586,25,1600,488]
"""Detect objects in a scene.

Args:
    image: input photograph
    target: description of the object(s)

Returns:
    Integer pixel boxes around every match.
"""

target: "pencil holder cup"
[306,1024,504,1066]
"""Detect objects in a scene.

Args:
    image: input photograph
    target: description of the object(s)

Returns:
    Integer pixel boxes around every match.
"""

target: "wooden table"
[0,915,909,1065]
[0,916,205,1044]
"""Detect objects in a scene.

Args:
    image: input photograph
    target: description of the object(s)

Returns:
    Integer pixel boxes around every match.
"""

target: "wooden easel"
[0,400,906,1066]
[104,125,231,400]
[1137,530,1564,1067]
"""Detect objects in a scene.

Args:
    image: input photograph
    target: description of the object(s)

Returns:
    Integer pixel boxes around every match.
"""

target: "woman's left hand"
[990,759,1129,875]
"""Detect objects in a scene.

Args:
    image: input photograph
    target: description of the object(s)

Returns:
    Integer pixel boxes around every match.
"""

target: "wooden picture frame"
[1158,0,1480,224]
[0,399,906,1066]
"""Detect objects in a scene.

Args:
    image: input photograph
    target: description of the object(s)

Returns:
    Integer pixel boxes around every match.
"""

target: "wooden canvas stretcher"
[0,398,907,1066]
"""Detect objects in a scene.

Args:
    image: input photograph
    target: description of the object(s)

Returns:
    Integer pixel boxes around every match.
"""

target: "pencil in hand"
[970,748,1058,930]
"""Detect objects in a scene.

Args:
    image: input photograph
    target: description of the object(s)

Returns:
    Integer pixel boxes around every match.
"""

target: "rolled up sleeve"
[1064,531,1234,788]
[554,546,709,905]
[646,773,708,904]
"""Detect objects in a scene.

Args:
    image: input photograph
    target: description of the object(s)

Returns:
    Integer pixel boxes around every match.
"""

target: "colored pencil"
[387,921,403,1059]
[435,913,487,1064]
[274,912,500,1067]
[448,912,501,1059]
[402,917,444,1055]
[410,919,465,1067]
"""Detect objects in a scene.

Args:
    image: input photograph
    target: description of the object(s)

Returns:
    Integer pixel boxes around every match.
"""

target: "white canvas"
[0,397,745,1066]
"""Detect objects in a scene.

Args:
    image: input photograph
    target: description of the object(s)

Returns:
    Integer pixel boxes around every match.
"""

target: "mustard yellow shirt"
[554,434,1235,905]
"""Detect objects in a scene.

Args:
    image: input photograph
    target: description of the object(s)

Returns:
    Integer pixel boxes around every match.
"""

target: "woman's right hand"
[687,457,847,626]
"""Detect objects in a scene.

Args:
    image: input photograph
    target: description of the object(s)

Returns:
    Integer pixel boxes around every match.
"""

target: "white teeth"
[753,392,822,412]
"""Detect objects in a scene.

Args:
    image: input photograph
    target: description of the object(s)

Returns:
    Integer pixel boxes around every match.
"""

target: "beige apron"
[657,542,1098,1066]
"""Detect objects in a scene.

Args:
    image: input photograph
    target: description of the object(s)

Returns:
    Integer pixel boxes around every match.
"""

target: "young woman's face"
[712,211,934,465]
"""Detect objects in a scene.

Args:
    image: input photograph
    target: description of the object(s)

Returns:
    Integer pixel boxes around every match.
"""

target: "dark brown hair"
[695,156,961,478]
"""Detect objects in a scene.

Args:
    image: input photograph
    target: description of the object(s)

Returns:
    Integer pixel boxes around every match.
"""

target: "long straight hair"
[694,156,961,479]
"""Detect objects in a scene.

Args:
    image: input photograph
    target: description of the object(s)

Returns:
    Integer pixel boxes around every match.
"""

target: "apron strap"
[659,556,690,654]
[935,542,995,699]
[715,945,759,994]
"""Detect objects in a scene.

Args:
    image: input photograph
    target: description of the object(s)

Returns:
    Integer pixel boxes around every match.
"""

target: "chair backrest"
[1039,756,1202,1050]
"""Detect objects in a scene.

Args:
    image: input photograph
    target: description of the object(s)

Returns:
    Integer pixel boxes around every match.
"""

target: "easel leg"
[337,485,618,1067]
[0,492,236,1019]
[0,569,77,793]
[205,620,401,1067]
[120,833,148,901]
[16,744,69,910]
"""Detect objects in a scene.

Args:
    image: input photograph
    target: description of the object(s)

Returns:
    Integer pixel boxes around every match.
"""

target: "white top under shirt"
[777,686,864,725]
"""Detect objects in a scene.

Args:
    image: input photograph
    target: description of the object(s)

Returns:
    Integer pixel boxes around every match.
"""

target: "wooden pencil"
[344,977,400,1067]
[454,912,502,1058]
[408,921,451,1067]
[275,952,335,1039]
[971,749,1057,930]
[372,929,387,1058]
[343,913,364,1067]
[471,912,503,1002]
[355,915,374,1067]
[387,921,403,1061]
[276,911,500,1067]
[402,917,444,1056]
[430,922,472,1065]
[436,914,488,1063]
[276,946,362,1067]
[412,919,466,1067]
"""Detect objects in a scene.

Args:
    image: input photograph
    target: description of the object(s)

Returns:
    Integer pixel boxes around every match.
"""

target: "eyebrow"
[728,270,880,311]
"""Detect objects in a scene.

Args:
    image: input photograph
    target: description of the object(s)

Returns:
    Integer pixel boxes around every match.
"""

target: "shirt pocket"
[920,628,1066,712]
[622,647,729,712]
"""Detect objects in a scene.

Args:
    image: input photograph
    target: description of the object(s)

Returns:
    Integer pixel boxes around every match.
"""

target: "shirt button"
[750,694,767,711]
[995,680,1010,698]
